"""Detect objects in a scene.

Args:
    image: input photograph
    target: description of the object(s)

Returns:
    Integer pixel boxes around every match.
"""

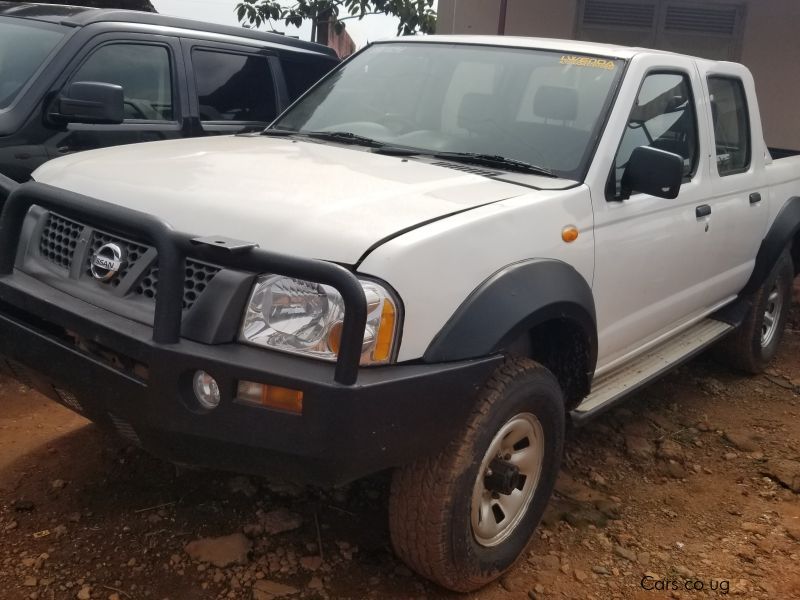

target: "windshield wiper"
[431,152,557,177]
[304,131,386,148]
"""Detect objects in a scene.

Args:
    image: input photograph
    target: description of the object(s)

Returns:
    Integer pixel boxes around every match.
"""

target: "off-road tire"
[388,357,565,592]
[721,249,794,373]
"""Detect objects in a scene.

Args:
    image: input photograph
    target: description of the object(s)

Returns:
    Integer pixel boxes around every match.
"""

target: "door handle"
[749,192,762,204]
[696,204,711,218]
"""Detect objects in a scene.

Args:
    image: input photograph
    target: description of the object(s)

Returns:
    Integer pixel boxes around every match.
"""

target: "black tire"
[721,249,794,374]
[388,357,565,592]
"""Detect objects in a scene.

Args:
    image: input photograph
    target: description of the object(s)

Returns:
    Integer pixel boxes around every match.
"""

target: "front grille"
[39,214,82,270]
[85,231,149,288]
[36,212,220,312]
[135,260,220,310]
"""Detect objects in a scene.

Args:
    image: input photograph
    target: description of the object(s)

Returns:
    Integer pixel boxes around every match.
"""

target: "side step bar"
[571,318,734,425]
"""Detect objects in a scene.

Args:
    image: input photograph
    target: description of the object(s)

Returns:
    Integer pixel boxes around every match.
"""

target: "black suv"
[0,2,338,181]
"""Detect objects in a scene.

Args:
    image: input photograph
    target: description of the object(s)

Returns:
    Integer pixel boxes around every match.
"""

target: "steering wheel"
[124,98,161,120]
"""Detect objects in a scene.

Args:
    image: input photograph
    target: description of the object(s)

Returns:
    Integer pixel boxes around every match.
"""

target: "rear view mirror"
[621,146,684,200]
[55,81,124,125]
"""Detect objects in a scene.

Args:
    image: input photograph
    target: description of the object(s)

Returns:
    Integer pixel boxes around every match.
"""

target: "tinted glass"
[0,18,65,109]
[708,76,751,175]
[613,73,698,195]
[281,56,335,102]
[73,44,173,121]
[193,50,276,122]
[275,43,625,179]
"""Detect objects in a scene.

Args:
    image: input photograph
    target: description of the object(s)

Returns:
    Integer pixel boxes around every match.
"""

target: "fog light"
[237,381,303,414]
[193,370,221,410]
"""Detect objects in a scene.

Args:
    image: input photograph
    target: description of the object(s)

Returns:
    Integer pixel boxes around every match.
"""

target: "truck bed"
[765,150,800,228]
[769,147,800,160]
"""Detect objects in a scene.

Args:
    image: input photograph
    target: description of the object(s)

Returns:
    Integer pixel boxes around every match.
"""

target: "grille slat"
[39,214,82,270]
[583,0,656,29]
[431,161,501,177]
[665,6,738,35]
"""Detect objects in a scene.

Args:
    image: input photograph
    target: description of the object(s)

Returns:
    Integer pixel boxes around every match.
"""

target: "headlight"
[240,275,399,365]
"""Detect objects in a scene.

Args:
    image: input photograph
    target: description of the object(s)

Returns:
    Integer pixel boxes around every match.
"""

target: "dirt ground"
[1,288,798,600]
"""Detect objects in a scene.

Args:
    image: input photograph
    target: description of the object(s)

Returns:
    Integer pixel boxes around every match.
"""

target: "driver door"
[46,34,189,159]
[591,62,718,372]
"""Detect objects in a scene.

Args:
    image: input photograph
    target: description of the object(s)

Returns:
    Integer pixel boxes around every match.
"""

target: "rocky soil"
[0,285,798,600]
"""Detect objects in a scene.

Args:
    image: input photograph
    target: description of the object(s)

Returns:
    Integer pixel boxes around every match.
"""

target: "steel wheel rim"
[471,412,544,547]
[760,284,783,348]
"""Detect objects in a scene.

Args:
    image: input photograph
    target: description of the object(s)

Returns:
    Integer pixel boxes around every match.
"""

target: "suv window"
[613,72,698,196]
[0,18,66,110]
[708,76,751,176]
[280,56,333,102]
[193,50,276,122]
[72,43,173,121]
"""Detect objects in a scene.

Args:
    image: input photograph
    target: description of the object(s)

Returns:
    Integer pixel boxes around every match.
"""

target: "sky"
[150,0,431,48]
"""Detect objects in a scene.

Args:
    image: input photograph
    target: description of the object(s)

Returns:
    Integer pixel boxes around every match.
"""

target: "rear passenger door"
[701,68,768,295]
[48,33,189,157]
[182,40,283,135]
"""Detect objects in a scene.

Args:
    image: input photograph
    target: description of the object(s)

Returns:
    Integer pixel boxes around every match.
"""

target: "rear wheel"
[388,357,565,592]
[721,249,794,373]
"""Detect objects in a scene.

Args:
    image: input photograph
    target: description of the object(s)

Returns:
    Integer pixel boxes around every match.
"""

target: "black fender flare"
[743,196,800,294]
[423,258,598,373]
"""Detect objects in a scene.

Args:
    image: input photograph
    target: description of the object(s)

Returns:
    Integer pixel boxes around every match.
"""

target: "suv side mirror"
[620,146,684,200]
[54,81,124,125]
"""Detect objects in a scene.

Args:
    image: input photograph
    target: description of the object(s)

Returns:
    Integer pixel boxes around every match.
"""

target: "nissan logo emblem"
[90,243,126,282]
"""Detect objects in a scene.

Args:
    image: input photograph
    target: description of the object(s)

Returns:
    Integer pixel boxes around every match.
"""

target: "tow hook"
[484,458,521,495]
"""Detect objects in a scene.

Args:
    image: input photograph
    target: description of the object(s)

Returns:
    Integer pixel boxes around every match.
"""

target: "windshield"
[275,42,624,179]
[0,18,66,110]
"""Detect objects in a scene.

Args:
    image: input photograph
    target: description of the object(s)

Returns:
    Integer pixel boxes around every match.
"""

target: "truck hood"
[32,135,537,264]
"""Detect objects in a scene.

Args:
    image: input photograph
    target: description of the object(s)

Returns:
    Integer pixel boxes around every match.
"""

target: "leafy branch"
[235,0,436,41]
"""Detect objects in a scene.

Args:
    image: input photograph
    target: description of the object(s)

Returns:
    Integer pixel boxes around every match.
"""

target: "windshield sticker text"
[560,55,616,70]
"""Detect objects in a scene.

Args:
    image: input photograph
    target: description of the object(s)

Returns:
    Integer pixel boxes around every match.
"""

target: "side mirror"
[620,146,684,200]
[54,81,124,125]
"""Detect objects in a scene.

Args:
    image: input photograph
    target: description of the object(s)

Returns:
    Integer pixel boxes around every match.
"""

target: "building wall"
[327,22,356,58]
[437,0,800,150]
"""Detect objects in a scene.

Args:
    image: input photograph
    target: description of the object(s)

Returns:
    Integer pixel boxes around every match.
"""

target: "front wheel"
[388,357,565,592]
[721,249,794,373]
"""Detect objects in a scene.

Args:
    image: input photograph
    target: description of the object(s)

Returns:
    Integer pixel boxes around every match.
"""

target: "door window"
[192,50,276,122]
[0,18,66,110]
[708,76,751,176]
[612,72,698,196]
[71,43,173,121]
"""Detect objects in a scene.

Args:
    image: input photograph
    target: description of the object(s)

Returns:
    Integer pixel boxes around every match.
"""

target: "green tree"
[235,0,436,44]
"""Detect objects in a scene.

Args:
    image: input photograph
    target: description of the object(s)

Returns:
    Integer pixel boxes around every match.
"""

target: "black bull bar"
[0,181,368,385]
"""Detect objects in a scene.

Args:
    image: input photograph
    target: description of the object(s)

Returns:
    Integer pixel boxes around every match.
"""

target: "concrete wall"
[737,0,800,150]
[437,0,800,150]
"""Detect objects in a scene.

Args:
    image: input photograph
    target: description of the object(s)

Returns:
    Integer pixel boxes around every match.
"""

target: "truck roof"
[384,34,721,65]
[0,1,337,57]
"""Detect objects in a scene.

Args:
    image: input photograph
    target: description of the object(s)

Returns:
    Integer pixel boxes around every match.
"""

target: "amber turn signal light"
[237,381,303,414]
[562,225,579,243]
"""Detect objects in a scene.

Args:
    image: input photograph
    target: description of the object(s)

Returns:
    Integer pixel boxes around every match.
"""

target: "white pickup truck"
[0,37,798,591]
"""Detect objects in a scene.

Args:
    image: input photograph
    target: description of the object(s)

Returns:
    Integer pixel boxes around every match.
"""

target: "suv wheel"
[388,357,565,592]
[721,249,794,373]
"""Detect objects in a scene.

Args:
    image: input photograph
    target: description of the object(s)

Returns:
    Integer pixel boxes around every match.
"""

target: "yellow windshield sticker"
[560,55,616,70]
